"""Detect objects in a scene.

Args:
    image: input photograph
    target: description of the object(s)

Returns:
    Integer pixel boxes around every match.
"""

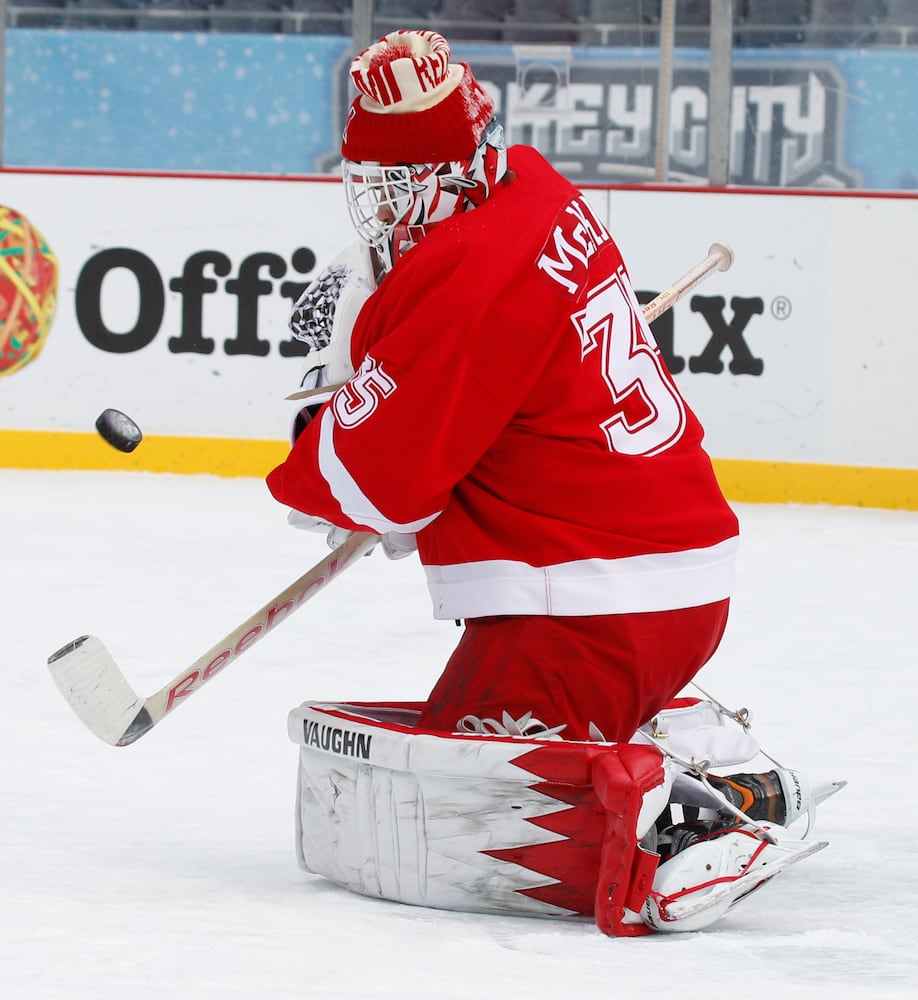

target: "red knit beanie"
[341,29,495,164]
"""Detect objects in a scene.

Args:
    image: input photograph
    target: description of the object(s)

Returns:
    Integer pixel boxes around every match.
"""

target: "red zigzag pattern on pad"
[485,742,666,933]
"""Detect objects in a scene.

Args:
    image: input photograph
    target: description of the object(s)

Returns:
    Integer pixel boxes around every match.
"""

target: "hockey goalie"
[267,28,843,935]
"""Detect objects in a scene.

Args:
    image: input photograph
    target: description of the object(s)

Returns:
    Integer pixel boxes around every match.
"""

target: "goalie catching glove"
[289,264,349,353]
[288,241,381,360]
[286,242,381,452]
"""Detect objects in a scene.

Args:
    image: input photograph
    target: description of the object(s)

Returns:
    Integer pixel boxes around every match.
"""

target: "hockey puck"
[95,408,143,453]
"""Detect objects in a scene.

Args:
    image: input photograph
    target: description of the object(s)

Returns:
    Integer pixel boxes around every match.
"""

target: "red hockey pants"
[417,600,730,741]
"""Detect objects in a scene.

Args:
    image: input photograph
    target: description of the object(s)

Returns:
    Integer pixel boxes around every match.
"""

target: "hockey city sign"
[475,56,861,187]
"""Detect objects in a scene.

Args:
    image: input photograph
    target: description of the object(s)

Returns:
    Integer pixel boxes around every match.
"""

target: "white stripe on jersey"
[425,537,739,619]
[317,408,440,534]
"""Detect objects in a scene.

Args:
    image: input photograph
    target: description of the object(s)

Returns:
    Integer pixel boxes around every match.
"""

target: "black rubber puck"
[95,408,143,453]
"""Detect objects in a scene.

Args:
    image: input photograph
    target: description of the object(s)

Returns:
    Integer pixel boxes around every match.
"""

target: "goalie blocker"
[288,698,841,935]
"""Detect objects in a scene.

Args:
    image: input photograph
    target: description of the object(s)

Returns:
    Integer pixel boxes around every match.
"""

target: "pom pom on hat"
[342,29,495,164]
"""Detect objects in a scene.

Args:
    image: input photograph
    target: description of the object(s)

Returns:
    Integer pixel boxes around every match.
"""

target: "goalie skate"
[641,824,828,933]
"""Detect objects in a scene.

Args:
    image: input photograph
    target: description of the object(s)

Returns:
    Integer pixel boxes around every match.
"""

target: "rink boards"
[0,168,915,510]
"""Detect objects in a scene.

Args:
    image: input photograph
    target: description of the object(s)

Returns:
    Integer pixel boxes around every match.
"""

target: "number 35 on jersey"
[572,267,686,457]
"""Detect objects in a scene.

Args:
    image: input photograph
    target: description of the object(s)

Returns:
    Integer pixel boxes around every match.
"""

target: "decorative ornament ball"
[0,205,59,377]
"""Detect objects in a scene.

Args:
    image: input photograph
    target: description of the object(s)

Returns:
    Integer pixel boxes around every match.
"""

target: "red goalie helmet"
[341,29,508,268]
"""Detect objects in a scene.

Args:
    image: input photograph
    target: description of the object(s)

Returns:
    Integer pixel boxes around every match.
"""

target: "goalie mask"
[343,119,507,267]
[340,29,507,268]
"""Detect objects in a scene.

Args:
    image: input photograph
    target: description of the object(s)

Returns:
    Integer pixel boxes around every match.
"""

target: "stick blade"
[48,635,151,746]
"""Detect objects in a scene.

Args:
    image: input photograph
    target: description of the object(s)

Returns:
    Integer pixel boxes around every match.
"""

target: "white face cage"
[342,162,419,249]
[342,119,508,268]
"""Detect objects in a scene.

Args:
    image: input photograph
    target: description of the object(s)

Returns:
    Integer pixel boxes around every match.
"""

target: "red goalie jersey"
[268,146,738,625]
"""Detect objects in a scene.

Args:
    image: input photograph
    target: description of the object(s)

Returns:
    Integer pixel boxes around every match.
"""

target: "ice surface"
[2,469,916,998]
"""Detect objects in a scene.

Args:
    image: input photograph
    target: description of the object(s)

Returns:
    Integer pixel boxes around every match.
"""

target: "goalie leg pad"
[287,701,671,935]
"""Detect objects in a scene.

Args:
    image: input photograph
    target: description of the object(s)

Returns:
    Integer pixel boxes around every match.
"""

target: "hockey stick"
[285,242,735,403]
[48,530,380,746]
[640,241,733,323]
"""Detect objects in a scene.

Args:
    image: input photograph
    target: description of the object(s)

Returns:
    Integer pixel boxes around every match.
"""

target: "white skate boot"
[642,821,828,932]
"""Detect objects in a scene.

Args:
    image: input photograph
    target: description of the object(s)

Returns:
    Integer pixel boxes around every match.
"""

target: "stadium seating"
[4,0,915,49]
